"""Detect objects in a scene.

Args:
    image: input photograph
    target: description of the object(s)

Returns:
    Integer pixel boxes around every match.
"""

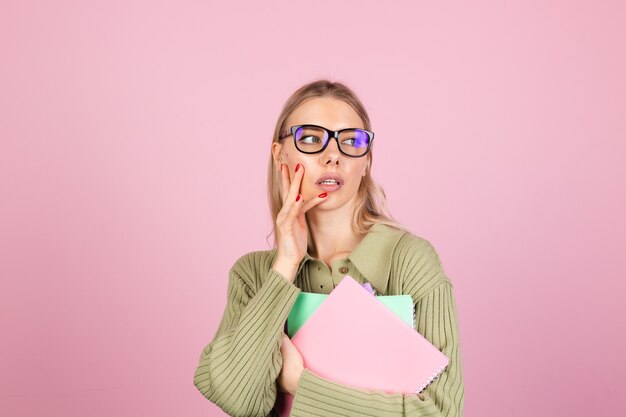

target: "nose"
[319,137,341,166]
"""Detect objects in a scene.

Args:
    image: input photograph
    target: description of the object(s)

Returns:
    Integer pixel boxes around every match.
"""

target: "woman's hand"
[278,333,304,395]
[272,163,327,283]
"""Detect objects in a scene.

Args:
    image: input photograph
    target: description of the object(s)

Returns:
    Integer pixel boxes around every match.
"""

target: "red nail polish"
[318,192,327,198]
[295,164,301,172]
[296,194,301,202]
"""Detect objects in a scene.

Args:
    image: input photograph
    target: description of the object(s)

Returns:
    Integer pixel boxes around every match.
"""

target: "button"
[339,266,349,274]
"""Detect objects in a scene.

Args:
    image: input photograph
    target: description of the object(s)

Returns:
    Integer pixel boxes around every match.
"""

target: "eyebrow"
[297,124,364,131]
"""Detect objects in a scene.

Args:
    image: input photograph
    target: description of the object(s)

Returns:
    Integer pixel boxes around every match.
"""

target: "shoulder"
[389,228,452,299]
[394,231,443,265]
[229,248,279,292]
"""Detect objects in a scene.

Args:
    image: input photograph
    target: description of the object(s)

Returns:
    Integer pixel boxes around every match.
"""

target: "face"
[272,96,371,212]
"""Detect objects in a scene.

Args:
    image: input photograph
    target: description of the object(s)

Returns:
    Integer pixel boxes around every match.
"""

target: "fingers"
[280,163,290,205]
[287,164,305,202]
[284,186,305,224]
[281,163,305,206]
[299,192,328,214]
[284,191,328,231]
[278,163,328,222]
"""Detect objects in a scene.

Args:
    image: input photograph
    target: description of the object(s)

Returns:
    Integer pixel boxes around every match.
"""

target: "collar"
[298,223,406,294]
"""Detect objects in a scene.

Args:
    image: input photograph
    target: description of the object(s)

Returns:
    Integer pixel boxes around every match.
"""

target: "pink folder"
[275,276,449,416]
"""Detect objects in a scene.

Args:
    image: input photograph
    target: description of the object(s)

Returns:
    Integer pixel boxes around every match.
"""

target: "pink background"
[1,1,625,416]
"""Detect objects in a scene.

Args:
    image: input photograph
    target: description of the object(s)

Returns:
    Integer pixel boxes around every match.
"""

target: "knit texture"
[193,224,464,417]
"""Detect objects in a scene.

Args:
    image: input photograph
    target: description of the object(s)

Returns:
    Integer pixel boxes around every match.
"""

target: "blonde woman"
[193,79,464,417]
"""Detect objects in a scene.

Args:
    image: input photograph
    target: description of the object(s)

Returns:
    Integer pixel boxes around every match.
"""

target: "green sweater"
[193,223,464,417]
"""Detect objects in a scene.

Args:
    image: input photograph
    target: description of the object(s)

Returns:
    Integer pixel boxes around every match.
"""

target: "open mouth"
[317,179,342,191]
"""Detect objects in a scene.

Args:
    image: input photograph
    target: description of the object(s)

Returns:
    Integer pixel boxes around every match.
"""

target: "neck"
[305,196,365,262]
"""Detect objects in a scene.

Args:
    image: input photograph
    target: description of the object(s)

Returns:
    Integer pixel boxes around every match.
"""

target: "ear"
[272,142,283,170]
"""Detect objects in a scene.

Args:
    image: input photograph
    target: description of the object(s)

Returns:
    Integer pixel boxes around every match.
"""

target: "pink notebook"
[274,276,449,416]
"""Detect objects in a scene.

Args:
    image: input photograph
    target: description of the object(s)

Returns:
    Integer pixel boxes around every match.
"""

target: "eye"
[300,135,322,144]
[341,138,356,147]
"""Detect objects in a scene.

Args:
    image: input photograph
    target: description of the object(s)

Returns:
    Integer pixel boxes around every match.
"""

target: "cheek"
[286,154,309,168]
[349,164,367,185]
[283,153,297,169]
[284,154,310,182]
[285,153,299,165]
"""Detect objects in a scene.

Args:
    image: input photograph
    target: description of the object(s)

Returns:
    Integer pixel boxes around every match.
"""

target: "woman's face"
[272,96,371,212]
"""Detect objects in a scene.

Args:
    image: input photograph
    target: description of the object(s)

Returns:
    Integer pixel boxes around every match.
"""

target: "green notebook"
[287,291,415,338]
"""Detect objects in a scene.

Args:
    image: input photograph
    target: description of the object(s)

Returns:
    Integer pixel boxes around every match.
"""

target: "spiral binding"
[415,363,447,393]
[410,301,443,393]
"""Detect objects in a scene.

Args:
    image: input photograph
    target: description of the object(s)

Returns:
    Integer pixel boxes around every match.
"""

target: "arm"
[289,245,464,416]
[193,256,301,417]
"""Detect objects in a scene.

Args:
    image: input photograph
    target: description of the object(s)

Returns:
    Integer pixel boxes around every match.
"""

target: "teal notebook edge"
[287,291,414,338]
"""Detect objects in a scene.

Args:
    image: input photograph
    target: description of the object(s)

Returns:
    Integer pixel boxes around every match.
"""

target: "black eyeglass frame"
[278,124,375,158]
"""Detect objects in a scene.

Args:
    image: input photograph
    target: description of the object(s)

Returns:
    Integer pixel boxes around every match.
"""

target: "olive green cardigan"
[194,223,464,416]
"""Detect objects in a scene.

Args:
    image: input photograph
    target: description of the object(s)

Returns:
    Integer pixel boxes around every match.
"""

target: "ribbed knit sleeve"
[289,239,464,417]
[193,253,301,417]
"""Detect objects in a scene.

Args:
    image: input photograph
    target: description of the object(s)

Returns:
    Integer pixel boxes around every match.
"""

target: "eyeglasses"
[278,124,374,158]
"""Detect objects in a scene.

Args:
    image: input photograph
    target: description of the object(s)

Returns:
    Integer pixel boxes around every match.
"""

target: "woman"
[193,80,464,417]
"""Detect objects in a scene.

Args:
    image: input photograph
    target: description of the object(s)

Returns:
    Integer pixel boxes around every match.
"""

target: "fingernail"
[318,192,327,198]
[296,194,301,202]
[295,163,301,172]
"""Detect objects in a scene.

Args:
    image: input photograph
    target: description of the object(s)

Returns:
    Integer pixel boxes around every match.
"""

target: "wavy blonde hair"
[267,79,409,247]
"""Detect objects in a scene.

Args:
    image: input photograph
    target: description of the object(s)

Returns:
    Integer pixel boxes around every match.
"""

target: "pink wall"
[1,1,625,416]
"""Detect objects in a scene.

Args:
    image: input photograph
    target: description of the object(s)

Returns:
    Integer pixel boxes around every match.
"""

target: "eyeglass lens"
[294,126,370,156]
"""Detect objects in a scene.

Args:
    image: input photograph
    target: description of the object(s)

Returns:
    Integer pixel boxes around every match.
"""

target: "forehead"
[285,97,364,130]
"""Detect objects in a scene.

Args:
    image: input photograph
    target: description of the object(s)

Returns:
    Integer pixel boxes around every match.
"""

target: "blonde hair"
[267,79,409,247]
